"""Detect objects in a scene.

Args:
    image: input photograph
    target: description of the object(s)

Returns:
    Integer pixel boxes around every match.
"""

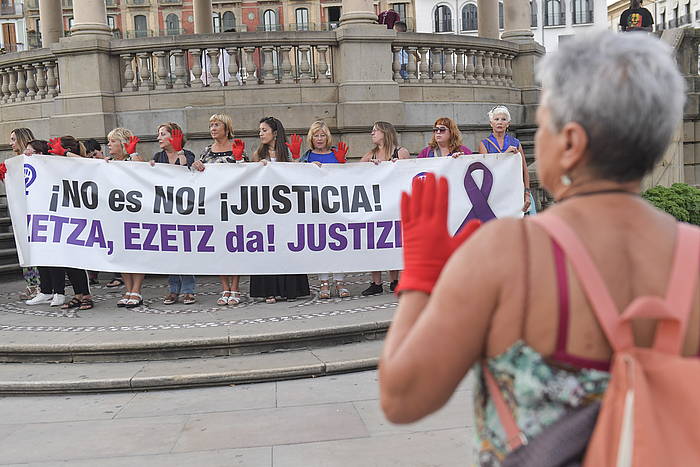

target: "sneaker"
[389,280,399,292]
[50,294,66,307]
[361,282,383,296]
[25,292,53,305]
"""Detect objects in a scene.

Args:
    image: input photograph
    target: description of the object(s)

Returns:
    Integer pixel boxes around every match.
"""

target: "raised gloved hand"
[125,136,140,155]
[334,141,349,163]
[395,173,481,295]
[48,137,67,156]
[168,129,184,152]
[285,134,303,160]
[232,139,245,161]
[0,162,6,182]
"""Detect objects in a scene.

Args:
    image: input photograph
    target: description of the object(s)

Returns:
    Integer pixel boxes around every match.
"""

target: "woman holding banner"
[360,121,410,296]
[151,122,198,305]
[192,114,246,306]
[418,118,472,158]
[478,106,531,212]
[380,32,697,464]
[301,120,351,299]
[250,116,310,304]
[9,127,41,300]
[107,127,146,308]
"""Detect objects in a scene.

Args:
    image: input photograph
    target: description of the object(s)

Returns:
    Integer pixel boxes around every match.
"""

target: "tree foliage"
[642,183,700,225]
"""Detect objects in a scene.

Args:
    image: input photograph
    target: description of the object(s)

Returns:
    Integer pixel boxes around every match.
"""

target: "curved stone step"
[0,340,382,394]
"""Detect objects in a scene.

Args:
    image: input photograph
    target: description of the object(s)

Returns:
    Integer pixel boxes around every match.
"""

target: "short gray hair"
[536,31,685,182]
[488,105,511,122]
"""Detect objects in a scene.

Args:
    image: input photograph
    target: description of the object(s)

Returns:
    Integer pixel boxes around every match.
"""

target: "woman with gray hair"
[379,31,697,465]
[479,105,531,212]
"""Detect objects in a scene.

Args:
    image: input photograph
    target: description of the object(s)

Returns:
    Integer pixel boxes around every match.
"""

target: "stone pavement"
[0,369,475,466]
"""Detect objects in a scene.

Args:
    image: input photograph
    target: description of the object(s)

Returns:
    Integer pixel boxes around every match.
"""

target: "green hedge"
[642,183,700,225]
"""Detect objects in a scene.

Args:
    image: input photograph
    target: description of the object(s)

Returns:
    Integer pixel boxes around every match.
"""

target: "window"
[165,13,179,35]
[222,11,235,31]
[263,9,278,31]
[434,5,452,32]
[572,0,592,24]
[393,3,407,20]
[295,8,309,31]
[531,1,537,26]
[68,16,74,29]
[545,0,563,26]
[134,14,147,37]
[107,15,115,29]
[499,1,504,29]
[212,12,221,33]
[461,3,477,31]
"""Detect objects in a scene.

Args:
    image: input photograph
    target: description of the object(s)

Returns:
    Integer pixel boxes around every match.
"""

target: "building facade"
[0,0,27,51]
[608,0,700,32]
[415,0,608,52]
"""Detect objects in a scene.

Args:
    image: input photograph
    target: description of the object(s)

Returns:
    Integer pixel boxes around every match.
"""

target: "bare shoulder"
[397,147,411,159]
[360,151,373,162]
[477,141,487,154]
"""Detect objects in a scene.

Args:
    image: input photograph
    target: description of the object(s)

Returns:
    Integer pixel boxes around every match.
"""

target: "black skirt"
[249,274,310,299]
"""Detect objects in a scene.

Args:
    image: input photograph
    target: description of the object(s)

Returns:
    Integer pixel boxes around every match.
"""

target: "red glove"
[395,173,481,295]
[232,139,245,161]
[48,137,67,156]
[0,162,6,181]
[285,134,303,160]
[125,136,140,155]
[333,141,349,163]
[168,129,184,152]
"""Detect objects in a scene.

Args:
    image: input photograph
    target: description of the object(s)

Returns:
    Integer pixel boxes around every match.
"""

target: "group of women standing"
[2,106,531,309]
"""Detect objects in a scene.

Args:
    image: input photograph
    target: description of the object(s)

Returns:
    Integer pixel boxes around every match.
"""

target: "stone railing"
[109,32,337,91]
[391,33,519,86]
[0,48,60,104]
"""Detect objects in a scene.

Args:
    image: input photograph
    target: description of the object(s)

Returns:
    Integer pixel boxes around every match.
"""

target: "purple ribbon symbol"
[458,162,496,231]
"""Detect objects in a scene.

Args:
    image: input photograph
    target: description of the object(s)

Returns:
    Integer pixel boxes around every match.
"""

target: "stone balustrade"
[391,33,519,87]
[0,49,60,104]
[110,32,336,91]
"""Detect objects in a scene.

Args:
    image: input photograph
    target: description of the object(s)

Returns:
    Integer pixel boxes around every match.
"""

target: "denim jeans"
[168,275,196,294]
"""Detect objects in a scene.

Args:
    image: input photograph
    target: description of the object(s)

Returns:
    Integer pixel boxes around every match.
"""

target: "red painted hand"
[232,139,245,161]
[285,134,303,160]
[125,136,140,155]
[0,162,6,181]
[334,141,349,163]
[48,137,67,156]
[395,173,481,295]
[168,129,184,152]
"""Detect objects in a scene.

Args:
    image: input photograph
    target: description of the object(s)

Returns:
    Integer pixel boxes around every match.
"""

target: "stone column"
[39,0,64,46]
[502,0,534,43]
[193,0,214,34]
[339,0,377,27]
[477,0,499,39]
[70,0,111,37]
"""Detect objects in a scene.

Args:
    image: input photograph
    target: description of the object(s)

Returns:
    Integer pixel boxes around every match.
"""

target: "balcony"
[544,12,566,27]
[572,10,594,25]
[125,29,154,38]
[158,28,184,36]
[105,0,119,8]
[26,0,37,10]
[61,0,72,8]
[0,2,23,16]
[159,0,181,4]
[126,0,150,6]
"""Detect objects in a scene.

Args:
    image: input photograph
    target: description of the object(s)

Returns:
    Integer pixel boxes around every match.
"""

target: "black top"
[152,149,195,167]
[619,7,653,31]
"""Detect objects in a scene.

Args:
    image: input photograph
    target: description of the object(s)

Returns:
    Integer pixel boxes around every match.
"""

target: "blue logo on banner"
[23,163,36,195]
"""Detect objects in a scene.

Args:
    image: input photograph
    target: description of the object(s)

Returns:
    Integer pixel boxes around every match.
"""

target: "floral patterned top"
[199,145,247,164]
[473,340,609,466]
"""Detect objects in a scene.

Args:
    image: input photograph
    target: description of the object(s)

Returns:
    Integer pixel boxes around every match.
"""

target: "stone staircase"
[0,194,21,277]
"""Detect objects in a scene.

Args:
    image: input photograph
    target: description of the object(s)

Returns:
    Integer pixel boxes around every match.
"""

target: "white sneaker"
[26,293,53,305]
[50,294,66,307]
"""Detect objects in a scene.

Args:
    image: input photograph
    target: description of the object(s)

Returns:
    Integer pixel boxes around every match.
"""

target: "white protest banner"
[4,154,524,274]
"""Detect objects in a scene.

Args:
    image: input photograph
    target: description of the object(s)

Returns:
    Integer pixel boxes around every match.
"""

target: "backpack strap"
[482,362,526,451]
[532,215,632,351]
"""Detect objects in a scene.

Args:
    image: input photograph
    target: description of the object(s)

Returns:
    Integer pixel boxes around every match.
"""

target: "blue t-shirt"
[306,151,339,164]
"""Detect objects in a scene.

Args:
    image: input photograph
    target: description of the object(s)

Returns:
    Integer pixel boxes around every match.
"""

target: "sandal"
[335,282,350,298]
[19,286,38,300]
[182,293,196,305]
[163,293,179,305]
[61,296,82,310]
[117,293,132,307]
[217,291,231,306]
[227,291,241,305]
[318,281,331,299]
[265,296,276,304]
[79,297,94,310]
[106,277,124,288]
[124,293,143,308]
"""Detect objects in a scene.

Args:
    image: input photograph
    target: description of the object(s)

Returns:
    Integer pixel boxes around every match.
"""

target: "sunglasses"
[432,126,449,133]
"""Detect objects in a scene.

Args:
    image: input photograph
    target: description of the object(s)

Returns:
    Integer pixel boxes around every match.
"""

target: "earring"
[561,174,572,186]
